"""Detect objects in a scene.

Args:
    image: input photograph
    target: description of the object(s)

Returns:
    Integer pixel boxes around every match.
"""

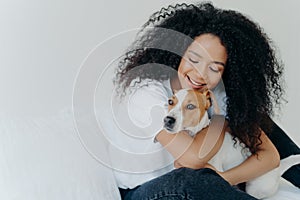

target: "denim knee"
[177,168,229,188]
[173,167,218,177]
[124,168,257,200]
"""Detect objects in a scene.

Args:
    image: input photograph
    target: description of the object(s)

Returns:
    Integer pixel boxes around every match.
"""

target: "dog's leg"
[246,154,300,199]
[246,168,280,199]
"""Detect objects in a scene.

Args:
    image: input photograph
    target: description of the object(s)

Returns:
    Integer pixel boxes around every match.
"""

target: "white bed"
[266,179,300,200]
[0,110,299,199]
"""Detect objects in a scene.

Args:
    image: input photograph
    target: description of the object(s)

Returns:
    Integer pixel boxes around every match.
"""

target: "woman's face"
[178,34,227,90]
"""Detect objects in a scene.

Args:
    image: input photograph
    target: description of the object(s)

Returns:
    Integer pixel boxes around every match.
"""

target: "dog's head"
[163,89,211,136]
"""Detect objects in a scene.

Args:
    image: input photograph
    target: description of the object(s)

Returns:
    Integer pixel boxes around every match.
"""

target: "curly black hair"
[115,2,284,153]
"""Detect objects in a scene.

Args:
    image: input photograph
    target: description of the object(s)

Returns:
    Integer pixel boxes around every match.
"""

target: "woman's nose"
[193,64,208,80]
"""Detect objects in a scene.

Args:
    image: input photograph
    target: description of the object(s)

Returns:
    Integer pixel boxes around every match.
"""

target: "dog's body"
[164,88,300,199]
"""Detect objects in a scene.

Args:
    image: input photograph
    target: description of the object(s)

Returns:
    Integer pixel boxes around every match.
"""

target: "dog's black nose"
[163,116,176,129]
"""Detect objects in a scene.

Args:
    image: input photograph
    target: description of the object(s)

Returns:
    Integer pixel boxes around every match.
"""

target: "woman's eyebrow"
[188,50,203,58]
[187,50,225,67]
[213,61,226,67]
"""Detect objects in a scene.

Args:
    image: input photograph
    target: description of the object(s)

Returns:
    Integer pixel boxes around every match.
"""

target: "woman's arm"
[217,130,280,185]
[156,115,227,169]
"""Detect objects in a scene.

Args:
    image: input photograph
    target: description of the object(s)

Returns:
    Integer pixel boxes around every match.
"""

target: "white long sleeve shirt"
[103,78,227,189]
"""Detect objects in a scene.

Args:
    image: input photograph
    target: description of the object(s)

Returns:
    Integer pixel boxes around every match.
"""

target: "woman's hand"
[174,160,183,169]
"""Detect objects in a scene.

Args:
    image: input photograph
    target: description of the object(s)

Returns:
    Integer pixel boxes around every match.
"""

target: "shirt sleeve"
[127,82,169,143]
[107,81,174,185]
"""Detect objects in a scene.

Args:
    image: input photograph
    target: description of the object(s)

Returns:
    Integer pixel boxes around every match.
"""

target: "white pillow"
[0,109,120,200]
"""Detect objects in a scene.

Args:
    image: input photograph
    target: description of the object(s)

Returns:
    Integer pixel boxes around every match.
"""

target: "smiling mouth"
[186,75,207,88]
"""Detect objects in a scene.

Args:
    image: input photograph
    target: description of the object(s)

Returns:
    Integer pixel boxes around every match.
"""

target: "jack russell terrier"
[163,88,300,199]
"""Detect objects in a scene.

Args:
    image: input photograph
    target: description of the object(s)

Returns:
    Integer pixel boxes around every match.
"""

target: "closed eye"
[186,104,196,110]
[209,64,220,73]
[188,57,199,64]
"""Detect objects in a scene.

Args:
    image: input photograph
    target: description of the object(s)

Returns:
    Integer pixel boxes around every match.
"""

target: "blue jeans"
[119,168,257,200]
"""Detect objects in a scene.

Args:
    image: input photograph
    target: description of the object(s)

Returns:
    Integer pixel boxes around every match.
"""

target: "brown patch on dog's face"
[167,95,178,111]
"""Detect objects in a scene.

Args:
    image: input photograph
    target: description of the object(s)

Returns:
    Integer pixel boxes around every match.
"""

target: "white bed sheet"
[0,110,298,199]
[0,111,120,200]
[266,178,300,200]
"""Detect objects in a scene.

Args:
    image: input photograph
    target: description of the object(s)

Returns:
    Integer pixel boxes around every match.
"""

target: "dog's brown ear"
[207,90,221,115]
[203,90,211,109]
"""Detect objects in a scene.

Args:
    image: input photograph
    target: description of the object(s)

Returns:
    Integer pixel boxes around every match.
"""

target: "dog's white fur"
[164,88,300,199]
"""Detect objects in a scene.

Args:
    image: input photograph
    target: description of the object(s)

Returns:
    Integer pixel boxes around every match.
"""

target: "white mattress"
[266,178,300,200]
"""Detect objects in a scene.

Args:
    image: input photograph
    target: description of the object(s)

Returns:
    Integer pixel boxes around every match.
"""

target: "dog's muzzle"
[163,116,176,131]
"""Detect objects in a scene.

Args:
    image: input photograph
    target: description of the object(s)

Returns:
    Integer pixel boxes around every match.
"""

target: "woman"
[112,2,300,199]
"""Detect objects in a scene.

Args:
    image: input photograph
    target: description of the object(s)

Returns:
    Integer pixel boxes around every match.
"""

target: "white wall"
[1,0,299,144]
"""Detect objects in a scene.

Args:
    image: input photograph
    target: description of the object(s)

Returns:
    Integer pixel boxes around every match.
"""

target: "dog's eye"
[168,99,174,105]
[186,104,196,110]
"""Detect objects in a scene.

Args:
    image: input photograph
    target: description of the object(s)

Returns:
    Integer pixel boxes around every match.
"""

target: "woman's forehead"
[187,34,227,64]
